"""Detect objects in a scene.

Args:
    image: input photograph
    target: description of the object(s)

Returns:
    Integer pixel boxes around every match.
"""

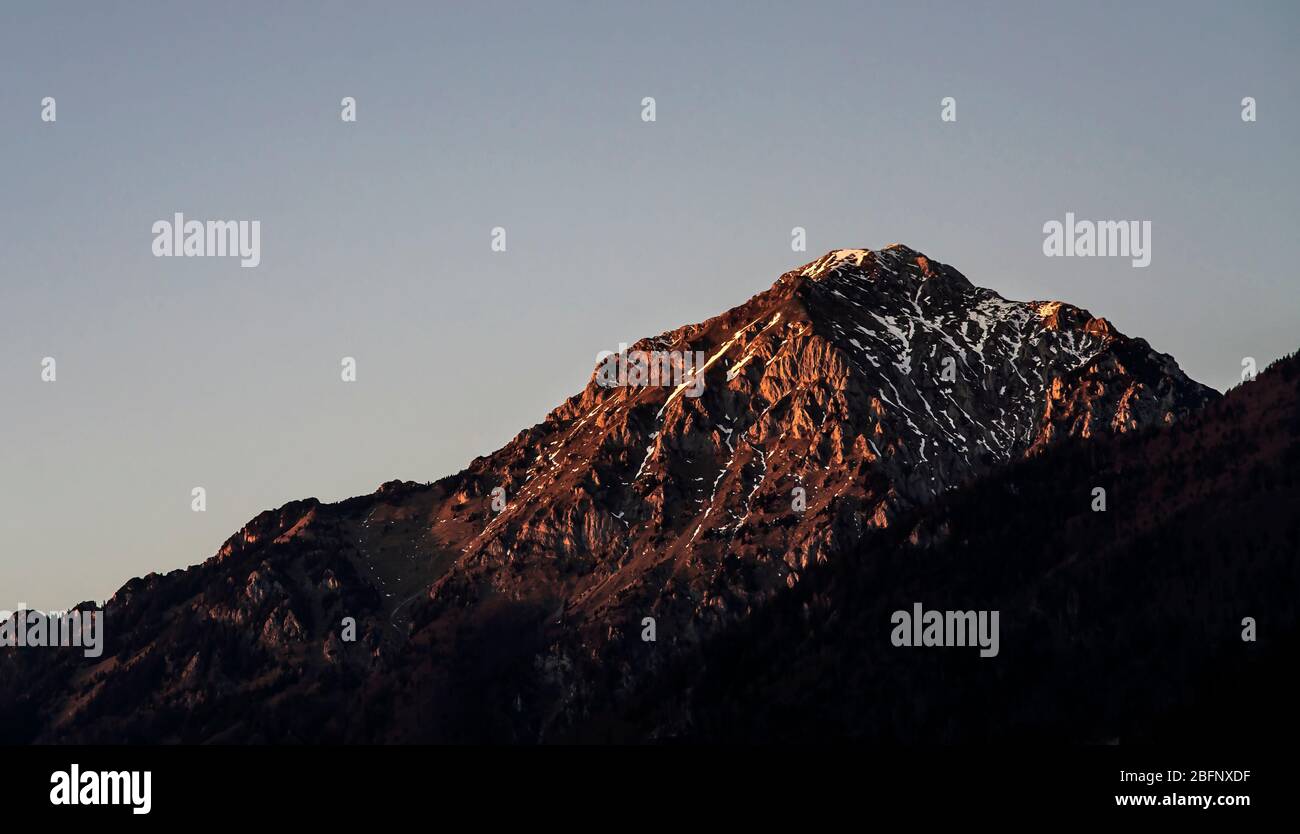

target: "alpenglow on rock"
[0,244,1218,743]
[418,245,1217,627]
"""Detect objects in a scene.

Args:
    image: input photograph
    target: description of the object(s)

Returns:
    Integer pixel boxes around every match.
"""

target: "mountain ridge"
[0,245,1224,743]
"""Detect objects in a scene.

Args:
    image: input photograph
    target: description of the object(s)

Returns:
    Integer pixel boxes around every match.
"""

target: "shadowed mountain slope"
[0,247,1225,743]
[621,352,1300,744]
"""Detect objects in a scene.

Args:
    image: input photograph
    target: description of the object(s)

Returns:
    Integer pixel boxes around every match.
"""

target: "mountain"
[633,350,1300,744]
[0,246,1222,743]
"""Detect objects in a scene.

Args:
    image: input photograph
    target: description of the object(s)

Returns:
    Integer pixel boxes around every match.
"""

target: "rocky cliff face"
[405,245,1215,652]
[637,350,1300,744]
[0,246,1219,743]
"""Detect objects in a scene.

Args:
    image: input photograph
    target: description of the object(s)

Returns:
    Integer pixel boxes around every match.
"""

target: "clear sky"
[2,1,1297,609]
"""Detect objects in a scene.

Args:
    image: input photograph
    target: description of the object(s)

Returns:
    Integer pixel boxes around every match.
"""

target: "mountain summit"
[410,244,1216,641]
[0,246,1220,742]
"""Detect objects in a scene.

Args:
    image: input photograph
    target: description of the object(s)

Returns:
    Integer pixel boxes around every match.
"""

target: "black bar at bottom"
[5,744,1279,822]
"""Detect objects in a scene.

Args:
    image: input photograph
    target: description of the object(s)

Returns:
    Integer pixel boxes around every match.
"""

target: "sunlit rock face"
[0,246,1218,743]
[419,245,1214,633]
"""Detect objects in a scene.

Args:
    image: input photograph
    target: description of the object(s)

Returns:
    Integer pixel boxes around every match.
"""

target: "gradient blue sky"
[2,1,1297,608]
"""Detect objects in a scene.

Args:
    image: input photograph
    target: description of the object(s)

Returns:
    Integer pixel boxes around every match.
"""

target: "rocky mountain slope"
[0,245,1220,743]
[633,350,1300,744]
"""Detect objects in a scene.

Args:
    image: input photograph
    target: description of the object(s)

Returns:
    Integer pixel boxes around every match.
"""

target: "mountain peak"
[799,248,874,278]
[788,245,973,293]
[0,246,1224,743]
